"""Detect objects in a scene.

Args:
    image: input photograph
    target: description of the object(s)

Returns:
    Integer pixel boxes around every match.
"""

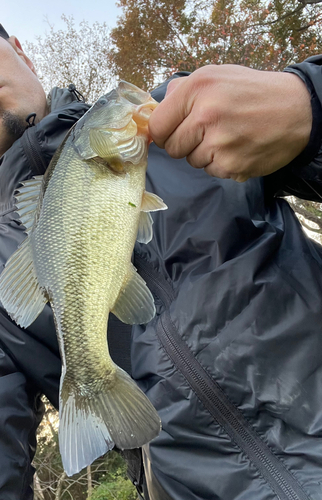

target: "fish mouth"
[132,102,158,136]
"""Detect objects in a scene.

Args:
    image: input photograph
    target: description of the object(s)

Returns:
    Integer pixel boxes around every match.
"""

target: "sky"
[2,0,121,46]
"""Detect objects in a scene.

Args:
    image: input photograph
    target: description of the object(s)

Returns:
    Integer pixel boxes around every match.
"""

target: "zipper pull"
[26,113,37,127]
[68,84,85,102]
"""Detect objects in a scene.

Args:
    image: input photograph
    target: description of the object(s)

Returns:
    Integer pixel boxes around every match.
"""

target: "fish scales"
[35,149,144,386]
[0,81,167,476]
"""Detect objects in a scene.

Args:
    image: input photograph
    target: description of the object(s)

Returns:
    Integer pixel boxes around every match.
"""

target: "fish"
[0,81,167,476]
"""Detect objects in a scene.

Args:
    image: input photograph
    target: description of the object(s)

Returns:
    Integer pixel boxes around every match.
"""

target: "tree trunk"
[87,465,93,498]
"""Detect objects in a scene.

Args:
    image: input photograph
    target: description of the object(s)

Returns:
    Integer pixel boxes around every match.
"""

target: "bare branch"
[299,218,322,233]
[33,473,45,500]
[289,201,322,231]
[300,0,322,4]
[295,12,322,31]
[54,472,67,500]
[87,465,93,498]
[247,4,304,29]
[159,12,192,57]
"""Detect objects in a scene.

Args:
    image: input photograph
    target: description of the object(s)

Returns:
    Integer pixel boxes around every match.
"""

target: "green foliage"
[88,452,137,500]
[89,467,137,500]
[33,401,136,500]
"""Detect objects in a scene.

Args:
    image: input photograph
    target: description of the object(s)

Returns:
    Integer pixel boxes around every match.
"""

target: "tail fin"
[59,366,161,476]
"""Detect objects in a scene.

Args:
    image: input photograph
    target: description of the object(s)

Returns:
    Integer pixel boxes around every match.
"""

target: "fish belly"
[33,150,145,386]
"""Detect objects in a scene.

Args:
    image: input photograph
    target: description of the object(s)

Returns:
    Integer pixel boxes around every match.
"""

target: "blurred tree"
[25,15,116,102]
[33,399,136,500]
[288,197,322,242]
[111,0,322,89]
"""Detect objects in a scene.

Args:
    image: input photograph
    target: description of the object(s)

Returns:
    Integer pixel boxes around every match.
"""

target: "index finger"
[149,76,190,148]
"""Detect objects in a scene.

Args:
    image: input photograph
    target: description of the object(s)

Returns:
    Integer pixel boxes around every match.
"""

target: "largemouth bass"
[0,81,166,476]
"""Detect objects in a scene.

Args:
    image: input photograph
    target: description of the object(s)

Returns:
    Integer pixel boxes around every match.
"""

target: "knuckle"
[166,78,184,95]
[186,152,204,169]
[194,105,214,128]
[148,116,166,148]
[151,136,165,149]
[149,121,164,148]
[209,165,231,179]
[217,157,249,181]
[205,151,235,179]
[165,138,184,159]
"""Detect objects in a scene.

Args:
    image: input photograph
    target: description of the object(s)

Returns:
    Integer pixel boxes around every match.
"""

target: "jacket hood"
[0,87,90,215]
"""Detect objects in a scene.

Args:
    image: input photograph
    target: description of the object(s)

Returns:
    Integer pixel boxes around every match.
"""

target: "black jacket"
[0,61,322,500]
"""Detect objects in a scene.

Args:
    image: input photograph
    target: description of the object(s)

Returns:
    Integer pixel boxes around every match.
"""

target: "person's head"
[0,24,48,156]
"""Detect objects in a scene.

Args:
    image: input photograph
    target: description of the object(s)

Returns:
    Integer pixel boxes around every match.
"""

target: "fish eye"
[97,98,108,106]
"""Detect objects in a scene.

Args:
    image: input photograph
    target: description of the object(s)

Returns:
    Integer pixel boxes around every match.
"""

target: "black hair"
[0,24,9,40]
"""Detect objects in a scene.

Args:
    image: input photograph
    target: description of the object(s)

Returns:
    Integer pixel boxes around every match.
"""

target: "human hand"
[149,65,312,182]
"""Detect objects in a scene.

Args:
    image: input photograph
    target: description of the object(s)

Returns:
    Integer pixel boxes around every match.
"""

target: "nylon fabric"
[0,345,44,500]
[272,56,322,199]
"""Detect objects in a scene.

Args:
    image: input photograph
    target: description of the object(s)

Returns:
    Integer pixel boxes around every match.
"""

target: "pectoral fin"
[111,264,155,324]
[89,129,124,172]
[137,192,167,244]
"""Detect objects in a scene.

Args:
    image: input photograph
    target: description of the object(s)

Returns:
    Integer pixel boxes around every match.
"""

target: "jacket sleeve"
[266,56,322,201]
[0,342,44,500]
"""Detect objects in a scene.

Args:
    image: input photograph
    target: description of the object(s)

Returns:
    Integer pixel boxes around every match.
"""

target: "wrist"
[281,72,312,164]
[282,68,322,171]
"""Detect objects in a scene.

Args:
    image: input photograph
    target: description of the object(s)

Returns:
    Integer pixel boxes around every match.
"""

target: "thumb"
[149,76,190,147]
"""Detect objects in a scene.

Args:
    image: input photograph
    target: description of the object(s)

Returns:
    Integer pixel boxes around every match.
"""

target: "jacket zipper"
[134,253,311,500]
[21,127,48,176]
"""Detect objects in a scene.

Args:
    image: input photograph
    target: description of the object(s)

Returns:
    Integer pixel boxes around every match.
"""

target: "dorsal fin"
[0,176,47,328]
[14,176,43,234]
[0,237,47,328]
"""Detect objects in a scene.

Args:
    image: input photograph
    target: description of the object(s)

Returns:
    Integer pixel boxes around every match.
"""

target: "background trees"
[25,1,322,95]
[111,0,322,88]
[25,15,115,103]
[33,400,136,500]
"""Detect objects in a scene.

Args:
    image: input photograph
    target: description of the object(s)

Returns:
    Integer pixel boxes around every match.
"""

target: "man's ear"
[8,36,37,76]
